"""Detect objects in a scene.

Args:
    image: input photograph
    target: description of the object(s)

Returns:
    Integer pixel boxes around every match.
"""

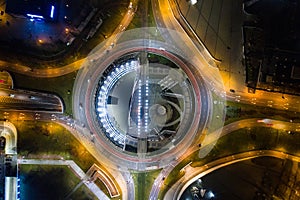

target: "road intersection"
[0,0,299,200]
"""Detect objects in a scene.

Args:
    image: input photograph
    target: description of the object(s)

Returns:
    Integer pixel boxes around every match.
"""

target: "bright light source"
[27,14,44,19]
[190,0,197,5]
[96,60,137,145]
[50,5,55,18]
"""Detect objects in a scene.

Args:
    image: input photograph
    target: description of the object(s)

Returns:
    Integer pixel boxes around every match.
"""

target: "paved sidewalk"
[18,158,110,200]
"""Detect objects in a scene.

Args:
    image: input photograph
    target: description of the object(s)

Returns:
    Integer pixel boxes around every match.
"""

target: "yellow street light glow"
[273,123,286,130]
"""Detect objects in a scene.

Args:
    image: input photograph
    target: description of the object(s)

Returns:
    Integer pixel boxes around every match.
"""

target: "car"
[257,119,273,126]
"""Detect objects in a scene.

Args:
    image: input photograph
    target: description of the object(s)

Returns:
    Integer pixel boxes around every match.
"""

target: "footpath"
[18,158,110,200]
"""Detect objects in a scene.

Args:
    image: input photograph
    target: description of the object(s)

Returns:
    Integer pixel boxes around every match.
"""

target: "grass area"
[15,121,98,172]
[128,0,156,29]
[121,0,165,43]
[70,183,99,200]
[0,41,68,69]
[16,121,123,199]
[131,169,161,200]
[20,165,97,200]
[11,71,76,116]
[118,0,165,43]
[97,3,128,38]
[225,101,300,125]
[208,92,226,132]
[159,165,185,198]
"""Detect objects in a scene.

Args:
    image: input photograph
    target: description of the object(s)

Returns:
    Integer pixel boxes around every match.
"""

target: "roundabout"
[73,28,225,171]
[94,51,198,155]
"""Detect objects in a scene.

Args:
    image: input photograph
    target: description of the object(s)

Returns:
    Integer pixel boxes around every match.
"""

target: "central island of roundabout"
[73,29,225,171]
[94,51,197,155]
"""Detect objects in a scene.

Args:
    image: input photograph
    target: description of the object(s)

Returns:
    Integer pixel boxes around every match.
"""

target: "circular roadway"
[73,36,211,171]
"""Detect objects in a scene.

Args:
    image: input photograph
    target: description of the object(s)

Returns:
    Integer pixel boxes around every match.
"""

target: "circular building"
[94,52,198,155]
